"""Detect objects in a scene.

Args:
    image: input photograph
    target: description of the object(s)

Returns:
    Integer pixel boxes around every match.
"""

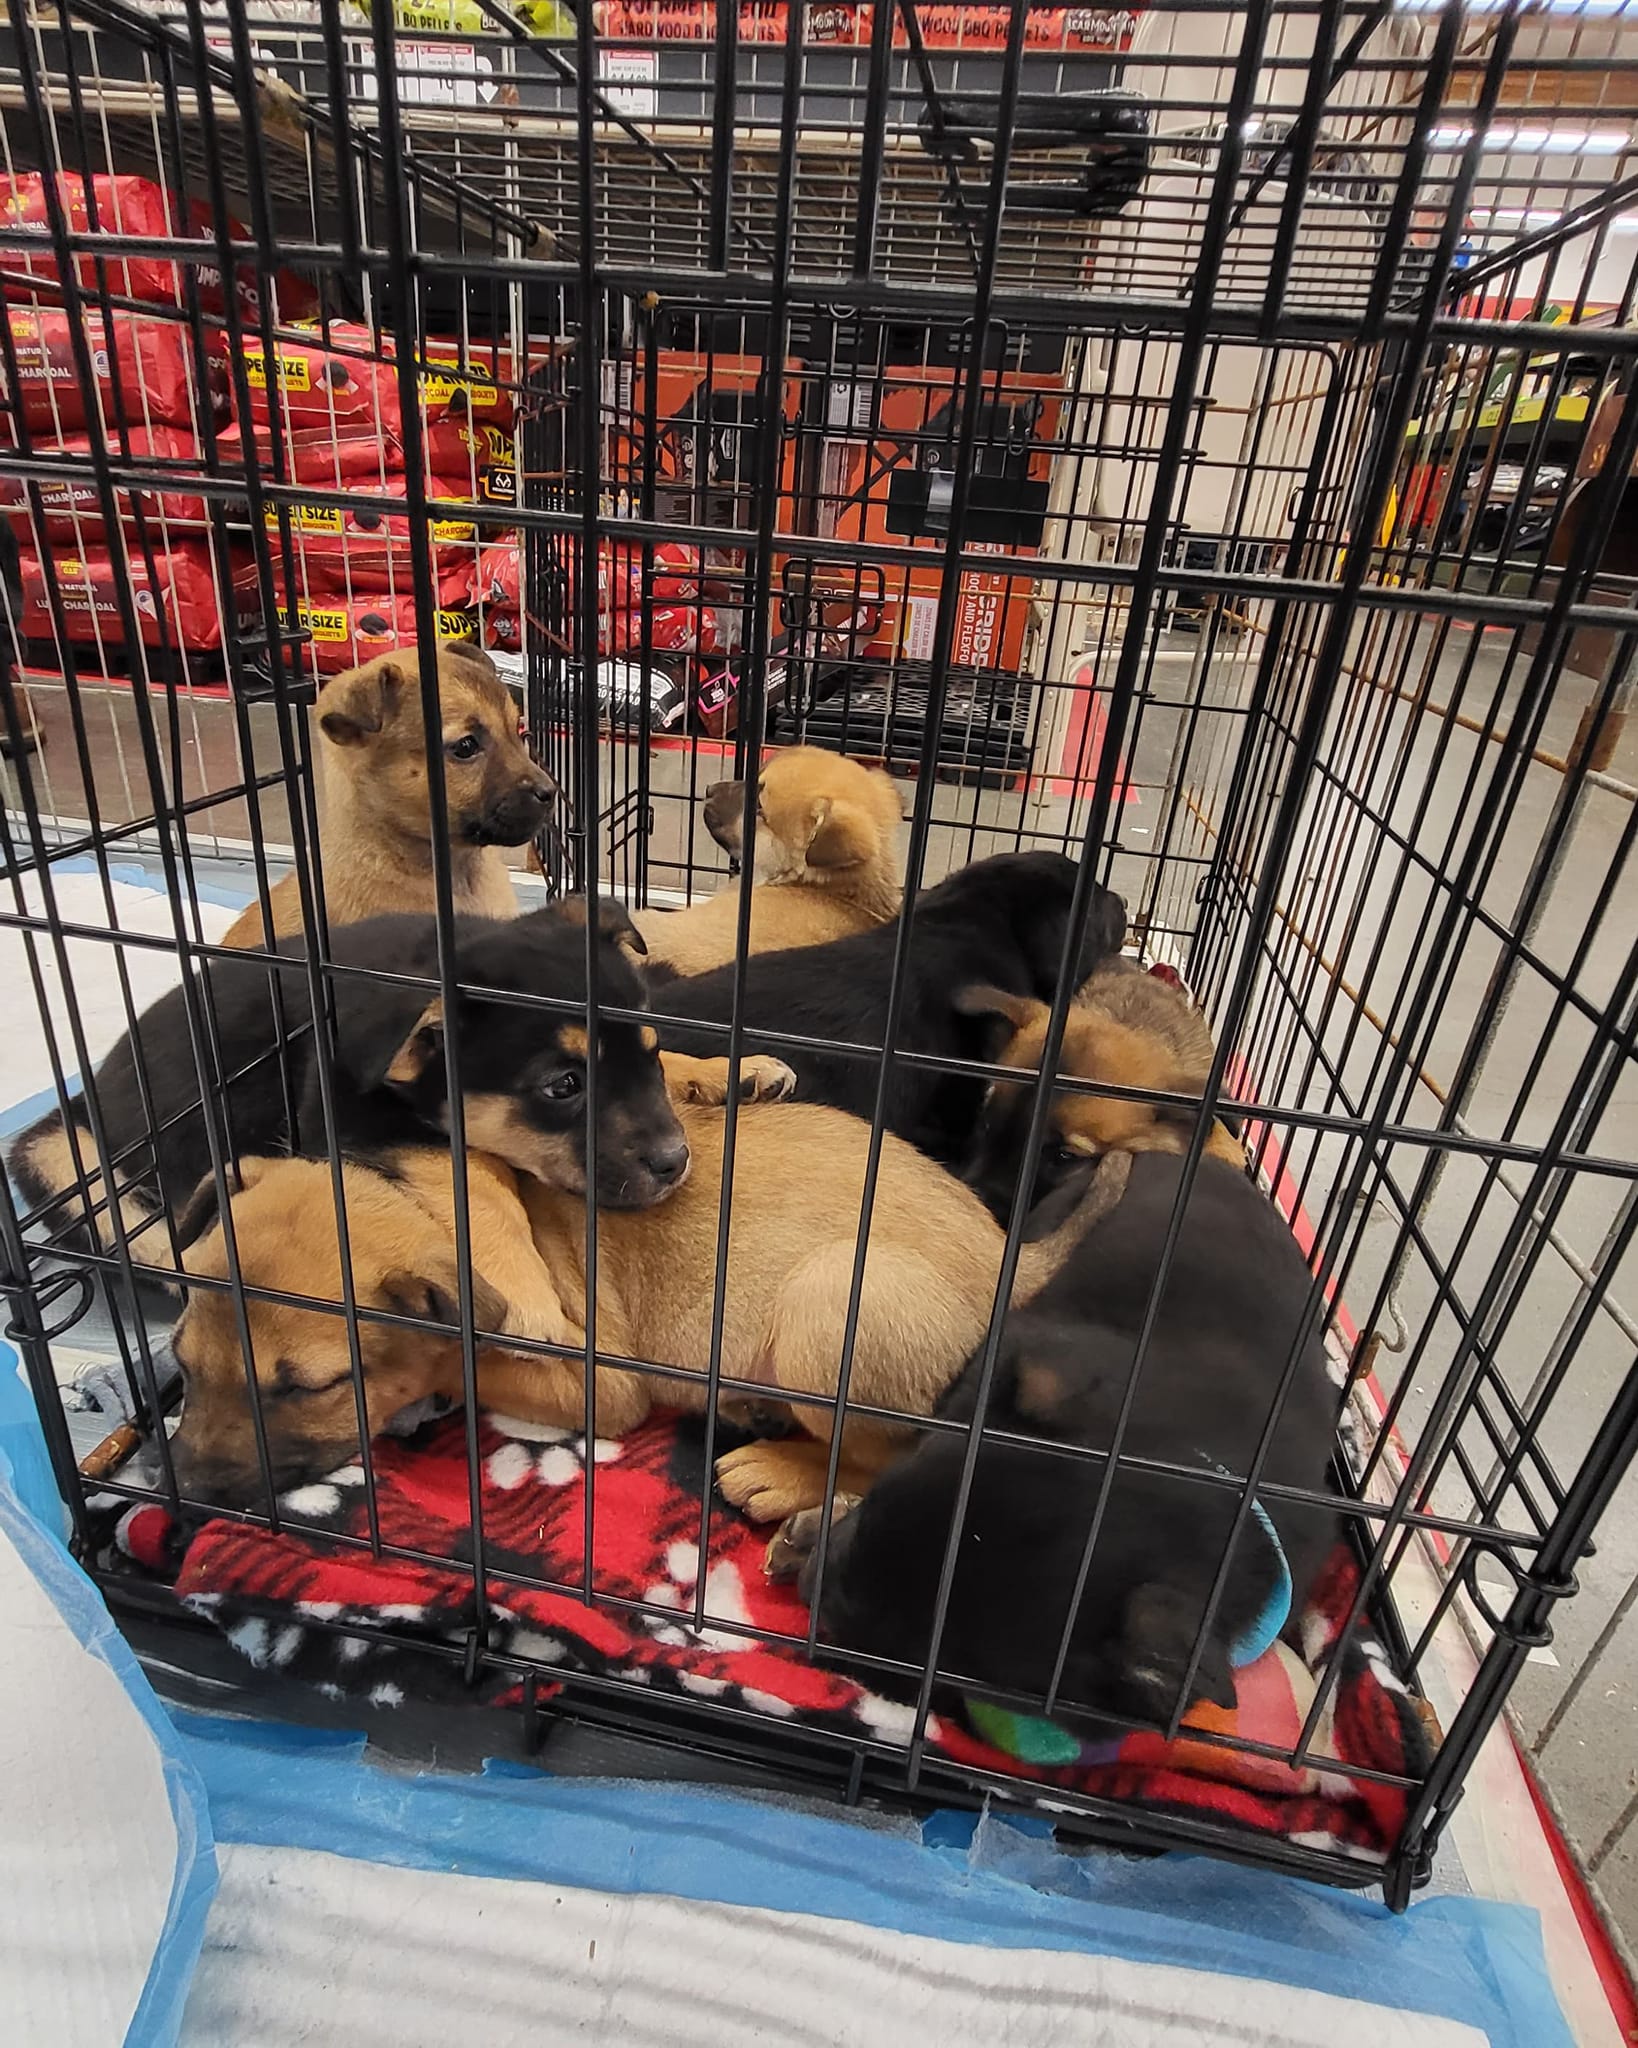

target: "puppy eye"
[447,733,484,761]
[1049,1140,1085,1168]
[540,1070,583,1101]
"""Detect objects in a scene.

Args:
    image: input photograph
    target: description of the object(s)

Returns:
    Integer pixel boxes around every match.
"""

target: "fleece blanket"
[112,1407,1428,1864]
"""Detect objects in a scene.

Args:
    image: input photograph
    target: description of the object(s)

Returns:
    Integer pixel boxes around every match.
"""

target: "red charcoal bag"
[419,338,517,430]
[20,538,261,650]
[222,322,402,434]
[214,422,403,488]
[0,173,276,319]
[421,416,517,514]
[277,590,477,675]
[0,424,210,539]
[464,537,521,650]
[3,306,213,432]
[275,485,487,600]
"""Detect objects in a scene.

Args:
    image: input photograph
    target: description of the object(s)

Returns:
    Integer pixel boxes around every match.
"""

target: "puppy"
[167,1149,581,1503]
[633,747,903,977]
[161,1101,1110,1514]
[961,956,1243,1224]
[655,851,1127,1167]
[809,1151,1339,1730]
[7,900,780,1275]
[220,642,557,950]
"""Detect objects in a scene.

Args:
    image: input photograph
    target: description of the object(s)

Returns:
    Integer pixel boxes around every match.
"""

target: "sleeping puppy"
[961,956,1243,1224]
[633,747,903,978]
[806,1151,1338,1731]
[655,851,1127,1167]
[161,1101,1114,1514]
[8,899,785,1275]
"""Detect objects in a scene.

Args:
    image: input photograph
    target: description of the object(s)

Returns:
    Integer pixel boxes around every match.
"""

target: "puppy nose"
[642,1136,690,1186]
[525,775,557,808]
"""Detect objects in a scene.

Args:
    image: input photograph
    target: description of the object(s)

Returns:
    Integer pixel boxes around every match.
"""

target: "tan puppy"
[221,642,556,949]
[961,957,1244,1222]
[166,1105,1111,1520]
[168,1150,576,1499]
[633,747,903,976]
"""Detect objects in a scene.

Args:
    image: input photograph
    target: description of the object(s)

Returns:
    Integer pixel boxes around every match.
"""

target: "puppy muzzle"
[473,778,559,846]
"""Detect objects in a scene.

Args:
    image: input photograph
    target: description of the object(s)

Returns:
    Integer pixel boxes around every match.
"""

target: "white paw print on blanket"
[483,1412,623,1490]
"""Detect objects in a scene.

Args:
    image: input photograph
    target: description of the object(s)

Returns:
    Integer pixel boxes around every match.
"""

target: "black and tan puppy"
[8,900,780,1274]
[655,852,1126,1166]
[806,1151,1338,1731]
[221,641,557,950]
[961,957,1243,1224]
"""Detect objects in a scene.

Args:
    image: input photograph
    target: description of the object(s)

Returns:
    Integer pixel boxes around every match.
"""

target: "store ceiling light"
[1398,0,1638,13]
[1429,124,1631,153]
[1469,205,1638,232]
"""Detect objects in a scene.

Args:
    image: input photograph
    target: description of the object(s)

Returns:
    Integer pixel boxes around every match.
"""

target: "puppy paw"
[738,1055,796,1102]
[764,1495,859,1580]
[714,1442,824,1523]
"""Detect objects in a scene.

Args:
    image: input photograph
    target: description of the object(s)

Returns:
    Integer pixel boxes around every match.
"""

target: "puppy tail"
[7,1098,169,1268]
[1011,1150,1132,1303]
[8,1099,96,1249]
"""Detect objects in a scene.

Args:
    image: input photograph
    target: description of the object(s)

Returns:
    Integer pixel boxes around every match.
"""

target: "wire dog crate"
[2,0,1638,1945]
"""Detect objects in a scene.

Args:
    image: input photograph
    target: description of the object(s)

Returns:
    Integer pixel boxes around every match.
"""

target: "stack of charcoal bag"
[0,170,517,669]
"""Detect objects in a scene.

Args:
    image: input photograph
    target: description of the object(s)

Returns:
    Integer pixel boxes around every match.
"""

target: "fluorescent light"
[1467,206,1638,236]
[1429,123,1631,154]
[1399,0,1638,13]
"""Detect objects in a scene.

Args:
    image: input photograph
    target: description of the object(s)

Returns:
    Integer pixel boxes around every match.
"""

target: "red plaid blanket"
[120,1407,1426,1862]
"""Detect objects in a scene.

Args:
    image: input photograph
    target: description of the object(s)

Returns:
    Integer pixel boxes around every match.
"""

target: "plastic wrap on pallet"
[19,539,261,650]
[0,172,308,321]
[0,424,211,539]
[3,306,219,433]
[276,589,478,674]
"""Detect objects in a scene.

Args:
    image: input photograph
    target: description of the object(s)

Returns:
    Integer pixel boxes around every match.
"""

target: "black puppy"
[654,851,1125,1164]
[8,899,688,1272]
[808,1152,1338,1734]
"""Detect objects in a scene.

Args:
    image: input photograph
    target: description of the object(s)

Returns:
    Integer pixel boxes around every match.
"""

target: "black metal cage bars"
[1,0,1637,1927]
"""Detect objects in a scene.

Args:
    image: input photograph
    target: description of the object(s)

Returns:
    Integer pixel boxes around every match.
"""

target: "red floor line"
[1049,660,1139,804]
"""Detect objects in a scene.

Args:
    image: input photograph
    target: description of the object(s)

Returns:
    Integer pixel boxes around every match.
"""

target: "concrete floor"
[5,617,1637,1955]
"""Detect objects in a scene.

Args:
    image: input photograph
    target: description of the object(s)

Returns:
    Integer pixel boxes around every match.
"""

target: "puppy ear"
[380,1259,508,1337]
[956,983,1044,1063]
[172,1168,224,1253]
[954,983,1040,1033]
[384,998,446,1088]
[555,894,648,962]
[1089,886,1128,964]
[319,659,404,746]
[804,796,876,869]
[172,1156,276,1253]
[437,637,500,687]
